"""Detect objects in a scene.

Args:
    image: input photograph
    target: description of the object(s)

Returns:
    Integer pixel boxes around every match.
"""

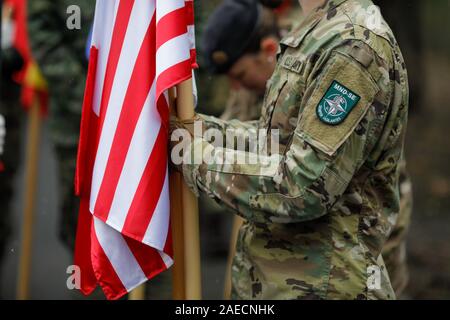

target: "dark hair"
[242,8,281,55]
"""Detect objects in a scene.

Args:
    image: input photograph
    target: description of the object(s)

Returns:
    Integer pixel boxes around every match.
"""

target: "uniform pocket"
[260,75,288,131]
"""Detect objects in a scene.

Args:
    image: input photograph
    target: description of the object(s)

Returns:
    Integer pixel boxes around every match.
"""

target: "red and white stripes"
[74,0,196,299]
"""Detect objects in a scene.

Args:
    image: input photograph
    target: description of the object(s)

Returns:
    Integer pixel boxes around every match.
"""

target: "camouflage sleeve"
[174,114,259,158]
[182,43,390,224]
[199,114,259,140]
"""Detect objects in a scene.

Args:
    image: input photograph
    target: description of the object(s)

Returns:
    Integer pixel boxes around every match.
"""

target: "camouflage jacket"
[180,0,409,299]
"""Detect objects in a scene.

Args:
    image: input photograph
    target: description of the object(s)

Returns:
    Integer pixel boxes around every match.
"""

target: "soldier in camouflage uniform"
[205,0,412,298]
[172,0,410,299]
[27,0,95,249]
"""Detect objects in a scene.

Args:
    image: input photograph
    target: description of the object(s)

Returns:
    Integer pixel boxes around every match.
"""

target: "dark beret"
[201,0,262,74]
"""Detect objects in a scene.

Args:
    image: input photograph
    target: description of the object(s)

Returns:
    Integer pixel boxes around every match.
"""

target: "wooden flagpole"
[175,79,202,299]
[169,88,187,300]
[169,171,186,299]
[128,86,191,301]
[16,98,41,300]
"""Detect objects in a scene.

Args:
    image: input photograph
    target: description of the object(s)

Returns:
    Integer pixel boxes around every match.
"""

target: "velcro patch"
[298,52,379,156]
[280,55,305,74]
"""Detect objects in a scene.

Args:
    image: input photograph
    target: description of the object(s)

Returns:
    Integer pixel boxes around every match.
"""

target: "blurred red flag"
[3,0,48,116]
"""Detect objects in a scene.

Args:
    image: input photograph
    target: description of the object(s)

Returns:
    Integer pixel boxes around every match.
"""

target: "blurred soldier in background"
[173,0,408,298]
[27,0,95,249]
[0,0,25,285]
[218,1,302,124]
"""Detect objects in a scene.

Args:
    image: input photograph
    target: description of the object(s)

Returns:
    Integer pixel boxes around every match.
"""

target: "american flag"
[74,0,196,300]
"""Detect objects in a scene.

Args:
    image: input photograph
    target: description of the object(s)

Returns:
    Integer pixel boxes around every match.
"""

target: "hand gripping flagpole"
[175,79,202,299]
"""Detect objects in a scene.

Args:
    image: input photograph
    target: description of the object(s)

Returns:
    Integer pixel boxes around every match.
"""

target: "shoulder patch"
[298,52,379,156]
[316,81,361,125]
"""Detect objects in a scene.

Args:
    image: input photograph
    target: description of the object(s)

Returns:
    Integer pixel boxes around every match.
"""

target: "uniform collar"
[280,0,350,47]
